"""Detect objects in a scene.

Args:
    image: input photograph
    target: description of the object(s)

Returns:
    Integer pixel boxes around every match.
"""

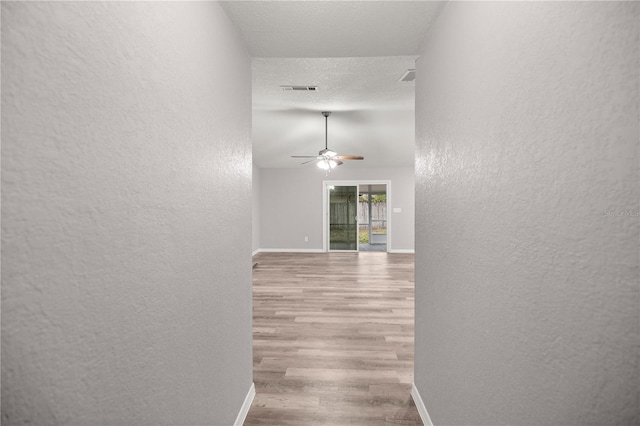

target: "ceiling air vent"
[280,85,318,91]
[398,69,416,82]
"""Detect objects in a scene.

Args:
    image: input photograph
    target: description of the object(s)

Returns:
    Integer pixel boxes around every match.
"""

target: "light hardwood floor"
[244,252,421,426]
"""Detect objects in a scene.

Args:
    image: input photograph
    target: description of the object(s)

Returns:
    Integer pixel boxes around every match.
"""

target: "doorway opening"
[323,180,390,252]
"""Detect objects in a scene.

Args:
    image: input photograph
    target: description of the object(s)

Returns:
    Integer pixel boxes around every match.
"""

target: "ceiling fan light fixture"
[317,159,338,170]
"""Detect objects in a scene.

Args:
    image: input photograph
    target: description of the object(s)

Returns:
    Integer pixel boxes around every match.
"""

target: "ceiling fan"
[291,111,364,170]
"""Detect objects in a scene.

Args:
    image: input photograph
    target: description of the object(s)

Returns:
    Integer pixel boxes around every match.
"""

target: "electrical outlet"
[304,236,309,242]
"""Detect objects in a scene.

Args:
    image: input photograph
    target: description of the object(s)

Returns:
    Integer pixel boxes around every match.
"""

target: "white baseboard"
[389,249,415,254]
[257,248,325,253]
[252,249,260,257]
[234,382,255,426]
[411,383,433,426]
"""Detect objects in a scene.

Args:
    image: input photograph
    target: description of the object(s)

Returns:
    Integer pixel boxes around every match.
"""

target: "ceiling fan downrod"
[322,111,331,150]
[320,112,337,159]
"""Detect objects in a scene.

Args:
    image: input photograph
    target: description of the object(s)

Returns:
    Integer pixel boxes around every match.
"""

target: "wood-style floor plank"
[244,252,421,426]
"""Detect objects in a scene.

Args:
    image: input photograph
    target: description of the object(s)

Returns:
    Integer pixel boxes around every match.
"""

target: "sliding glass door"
[328,185,358,251]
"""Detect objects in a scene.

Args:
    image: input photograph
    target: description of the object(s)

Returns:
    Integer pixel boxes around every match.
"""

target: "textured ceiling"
[220,1,442,58]
[252,57,417,168]
[220,1,445,169]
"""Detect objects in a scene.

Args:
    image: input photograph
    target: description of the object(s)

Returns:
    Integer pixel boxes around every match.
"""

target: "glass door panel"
[357,184,387,251]
[329,185,358,251]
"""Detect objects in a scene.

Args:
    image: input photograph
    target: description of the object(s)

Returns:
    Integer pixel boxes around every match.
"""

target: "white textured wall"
[259,167,414,251]
[253,163,261,254]
[1,2,253,425]
[414,2,639,425]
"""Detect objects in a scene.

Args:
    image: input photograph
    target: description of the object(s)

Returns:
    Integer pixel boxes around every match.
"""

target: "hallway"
[246,252,420,425]
[2,2,637,425]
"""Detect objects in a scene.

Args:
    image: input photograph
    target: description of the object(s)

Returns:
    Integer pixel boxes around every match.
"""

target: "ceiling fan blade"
[291,155,319,158]
[334,159,344,166]
[301,158,320,165]
[334,155,364,160]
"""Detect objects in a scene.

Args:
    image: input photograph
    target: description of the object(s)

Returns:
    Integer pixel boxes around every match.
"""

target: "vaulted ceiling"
[220,1,445,169]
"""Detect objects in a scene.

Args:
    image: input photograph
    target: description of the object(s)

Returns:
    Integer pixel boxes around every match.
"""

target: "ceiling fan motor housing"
[319,148,337,157]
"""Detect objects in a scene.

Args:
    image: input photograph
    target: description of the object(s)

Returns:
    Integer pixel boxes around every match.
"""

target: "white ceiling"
[220,1,445,169]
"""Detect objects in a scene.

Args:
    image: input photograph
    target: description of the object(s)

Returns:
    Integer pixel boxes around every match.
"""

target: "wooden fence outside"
[358,202,387,230]
[329,200,387,231]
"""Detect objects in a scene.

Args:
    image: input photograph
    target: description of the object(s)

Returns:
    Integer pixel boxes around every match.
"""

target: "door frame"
[322,180,391,253]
